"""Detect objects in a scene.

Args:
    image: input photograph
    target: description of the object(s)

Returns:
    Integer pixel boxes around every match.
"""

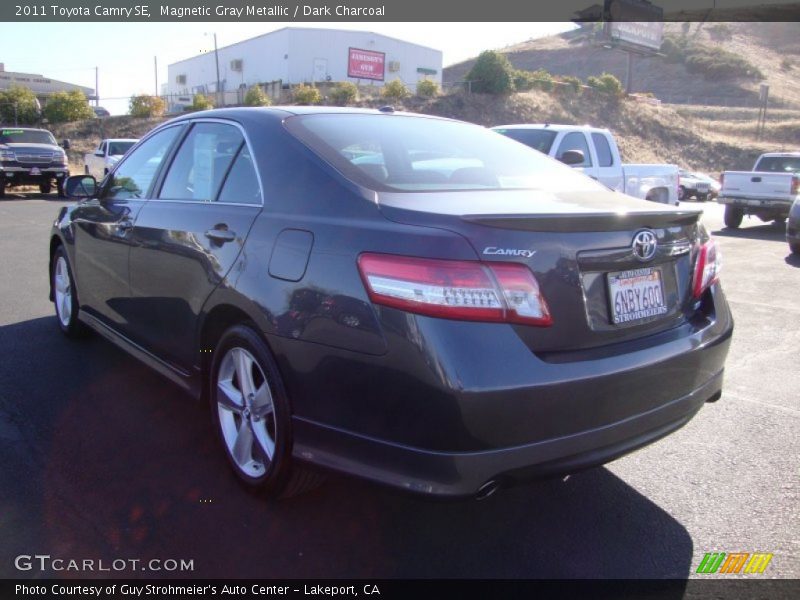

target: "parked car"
[84,138,138,179]
[92,106,111,118]
[678,169,721,202]
[51,108,732,499]
[787,197,800,255]
[0,127,69,198]
[719,152,800,228]
[493,124,680,205]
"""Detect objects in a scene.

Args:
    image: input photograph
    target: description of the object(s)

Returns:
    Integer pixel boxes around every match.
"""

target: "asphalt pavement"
[0,192,797,579]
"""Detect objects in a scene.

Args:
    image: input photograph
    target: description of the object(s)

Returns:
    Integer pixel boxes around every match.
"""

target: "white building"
[165,27,442,104]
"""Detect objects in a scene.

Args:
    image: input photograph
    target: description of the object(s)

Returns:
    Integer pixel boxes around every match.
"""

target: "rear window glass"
[0,129,56,145]
[494,128,557,154]
[285,114,602,193]
[754,156,800,173]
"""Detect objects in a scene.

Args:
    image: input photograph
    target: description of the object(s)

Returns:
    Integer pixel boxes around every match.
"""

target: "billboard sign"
[606,21,664,51]
[348,48,385,81]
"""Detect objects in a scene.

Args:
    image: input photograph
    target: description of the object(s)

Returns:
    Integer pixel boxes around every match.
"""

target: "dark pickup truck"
[0,127,70,198]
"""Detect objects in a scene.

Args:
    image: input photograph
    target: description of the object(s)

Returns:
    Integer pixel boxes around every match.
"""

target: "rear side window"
[102,126,182,200]
[216,146,262,205]
[556,132,593,168]
[159,122,243,202]
[591,133,614,167]
[284,114,603,193]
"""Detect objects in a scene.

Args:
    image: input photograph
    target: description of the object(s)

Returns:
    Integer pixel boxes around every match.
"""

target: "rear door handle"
[205,227,236,243]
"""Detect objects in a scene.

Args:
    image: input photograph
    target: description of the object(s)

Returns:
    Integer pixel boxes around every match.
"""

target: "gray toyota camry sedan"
[49,107,733,499]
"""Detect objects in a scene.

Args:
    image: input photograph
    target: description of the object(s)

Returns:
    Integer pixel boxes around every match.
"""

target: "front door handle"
[205,226,236,243]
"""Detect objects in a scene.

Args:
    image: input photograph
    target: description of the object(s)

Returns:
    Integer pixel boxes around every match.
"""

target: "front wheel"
[52,246,88,337]
[677,186,686,201]
[39,182,52,194]
[57,179,67,198]
[773,216,787,226]
[210,325,323,498]
[790,242,800,255]
[724,205,744,229]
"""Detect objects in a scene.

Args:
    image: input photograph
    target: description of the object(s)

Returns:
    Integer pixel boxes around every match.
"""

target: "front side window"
[159,122,243,202]
[101,126,182,201]
[556,132,593,168]
[108,141,135,156]
[494,128,558,154]
[284,114,603,193]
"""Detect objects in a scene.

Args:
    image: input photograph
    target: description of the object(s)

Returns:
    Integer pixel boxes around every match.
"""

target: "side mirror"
[64,175,97,199]
[61,139,71,150]
[559,150,585,166]
[94,150,104,157]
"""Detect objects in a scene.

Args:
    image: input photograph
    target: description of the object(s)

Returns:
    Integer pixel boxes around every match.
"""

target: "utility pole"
[14,101,18,126]
[95,66,99,107]
[213,33,221,106]
[625,51,634,94]
[154,56,158,96]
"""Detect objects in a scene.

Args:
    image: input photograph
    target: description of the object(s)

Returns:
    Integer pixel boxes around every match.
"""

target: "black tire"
[0,181,5,199]
[57,180,67,199]
[84,165,89,175]
[773,216,786,226]
[51,246,89,338]
[209,324,324,498]
[696,194,707,202]
[790,242,800,255]
[678,186,686,201]
[39,182,52,194]
[724,205,744,229]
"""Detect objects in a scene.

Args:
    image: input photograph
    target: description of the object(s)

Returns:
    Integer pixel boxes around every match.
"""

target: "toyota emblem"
[632,230,658,262]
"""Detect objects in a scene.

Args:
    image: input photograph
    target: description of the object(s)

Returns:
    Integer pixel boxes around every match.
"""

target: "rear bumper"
[292,368,723,498]
[718,196,793,213]
[286,286,733,498]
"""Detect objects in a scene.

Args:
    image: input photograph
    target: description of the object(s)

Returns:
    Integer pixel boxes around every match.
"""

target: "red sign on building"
[348,48,385,81]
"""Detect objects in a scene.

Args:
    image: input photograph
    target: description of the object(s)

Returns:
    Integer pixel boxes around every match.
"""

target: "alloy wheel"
[216,347,276,479]
[54,256,72,327]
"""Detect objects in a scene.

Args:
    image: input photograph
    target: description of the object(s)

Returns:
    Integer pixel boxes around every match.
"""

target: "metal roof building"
[165,27,442,103]
[0,63,94,104]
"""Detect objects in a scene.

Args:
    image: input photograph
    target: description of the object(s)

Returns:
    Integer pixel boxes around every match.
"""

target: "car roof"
[105,138,138,142]
[759,152,800,157]
[492,124,611,134]
[163,106,457,126]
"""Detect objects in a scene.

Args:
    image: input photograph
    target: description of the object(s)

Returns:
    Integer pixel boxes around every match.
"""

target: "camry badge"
[632,230,658,262]
[483,247,536,258]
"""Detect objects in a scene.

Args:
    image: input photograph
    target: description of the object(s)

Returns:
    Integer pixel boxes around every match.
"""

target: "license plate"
[29,167,41,175]
[607,267,668,325]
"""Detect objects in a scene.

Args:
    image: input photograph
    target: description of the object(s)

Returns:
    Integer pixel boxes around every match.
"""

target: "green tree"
[129,94,166,117]
[416,79,439,98]
[190,93,214,111]
[558,75,583,95]
[0,85,40,125]
[293,84,321,105]
[328,82,359,105]
[382,79,410,100]
[244,86,271,107]
[43,90,94,123]
[587,73,625,98]
[466,50,515,94]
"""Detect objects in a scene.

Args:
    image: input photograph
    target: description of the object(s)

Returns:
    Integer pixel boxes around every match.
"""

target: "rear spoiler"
[461,211,700,233]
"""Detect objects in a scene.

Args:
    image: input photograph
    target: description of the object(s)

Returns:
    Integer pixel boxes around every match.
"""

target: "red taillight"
[357,253,552,326]
[692,238,721,299]
[791,176,799,196]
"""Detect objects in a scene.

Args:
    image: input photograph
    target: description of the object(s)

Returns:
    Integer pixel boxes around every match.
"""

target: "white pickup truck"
[83,138,137,179]
[493,124,679,205]
[718,152,800,228]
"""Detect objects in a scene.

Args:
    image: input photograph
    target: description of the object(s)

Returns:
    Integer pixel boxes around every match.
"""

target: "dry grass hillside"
[445,22,800,109]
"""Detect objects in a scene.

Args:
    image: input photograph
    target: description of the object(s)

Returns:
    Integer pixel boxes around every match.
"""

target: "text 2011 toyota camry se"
[49,107,732,499]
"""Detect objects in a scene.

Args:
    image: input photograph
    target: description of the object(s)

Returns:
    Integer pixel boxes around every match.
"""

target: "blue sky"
[0,22,573,115]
